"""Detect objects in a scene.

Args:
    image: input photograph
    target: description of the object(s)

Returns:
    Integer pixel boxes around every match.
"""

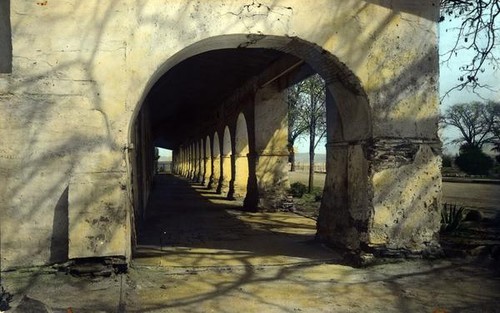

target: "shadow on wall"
[3,1,131,269]
[49,186,68,264]
[0,0,12,73]
[2,0,440,270]
[364,0,438,21]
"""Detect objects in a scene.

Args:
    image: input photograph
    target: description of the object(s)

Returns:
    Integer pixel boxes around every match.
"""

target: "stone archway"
[1,3,441,269]
[130,34,441,262]
[130,35,372,254]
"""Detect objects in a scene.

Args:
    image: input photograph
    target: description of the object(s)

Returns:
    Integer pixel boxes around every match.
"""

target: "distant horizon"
[157,148,326,163]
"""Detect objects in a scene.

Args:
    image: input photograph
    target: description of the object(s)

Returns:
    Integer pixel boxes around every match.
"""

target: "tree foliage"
[487,100,500,156]
[455,143,494,174]
[441,100,499,174]
[440,0,499,95]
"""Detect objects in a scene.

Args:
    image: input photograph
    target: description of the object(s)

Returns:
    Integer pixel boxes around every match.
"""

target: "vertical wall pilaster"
[233,153,248,198]
[219,154,231,196]
[252,83,289,209]
[212,133,222,192]
[197,140,204,183]
[203,139,211,186]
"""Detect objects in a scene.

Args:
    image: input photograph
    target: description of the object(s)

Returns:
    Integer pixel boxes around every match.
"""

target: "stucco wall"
[1,0,440,268]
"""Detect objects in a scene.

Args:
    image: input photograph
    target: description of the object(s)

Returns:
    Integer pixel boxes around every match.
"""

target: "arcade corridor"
[133,174,338,268]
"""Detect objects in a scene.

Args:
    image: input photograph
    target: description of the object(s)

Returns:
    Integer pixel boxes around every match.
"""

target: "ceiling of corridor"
[146,48,302,149]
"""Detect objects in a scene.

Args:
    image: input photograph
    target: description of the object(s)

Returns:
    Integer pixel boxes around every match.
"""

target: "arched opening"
[196,139,204,183]
[203,136,212,186]
[286,74,327,219]
[156,147,172,174]
[129,34,372,265]
[220,126,233,198]
[234,113,250,199]
[188,143,195,180]
[211,132,221,191]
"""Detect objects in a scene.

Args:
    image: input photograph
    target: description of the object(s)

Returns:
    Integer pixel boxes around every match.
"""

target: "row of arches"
[128,34,441,261]
[172,113,250,201]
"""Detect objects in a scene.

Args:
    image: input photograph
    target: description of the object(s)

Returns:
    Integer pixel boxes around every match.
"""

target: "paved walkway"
[134,174,337,268]
[2,174,499,312]
[128,175,499,313]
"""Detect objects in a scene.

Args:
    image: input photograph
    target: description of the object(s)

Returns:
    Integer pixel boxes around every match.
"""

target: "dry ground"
[289,171,500,219]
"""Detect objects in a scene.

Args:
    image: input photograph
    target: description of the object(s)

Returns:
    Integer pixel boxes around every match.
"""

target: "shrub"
[441,203,465,233]
[454,145,493,175]
[289,182,307,198]
[442,154,453,168]
[0,285,12,311]
[312,187,323,202]
[464,209,482,222]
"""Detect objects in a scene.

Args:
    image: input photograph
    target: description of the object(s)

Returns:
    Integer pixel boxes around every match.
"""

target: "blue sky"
[438,17,500,154]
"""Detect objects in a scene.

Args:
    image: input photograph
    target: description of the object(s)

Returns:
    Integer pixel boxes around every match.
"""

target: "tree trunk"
[288,144,296,172]
[308,123,316,193]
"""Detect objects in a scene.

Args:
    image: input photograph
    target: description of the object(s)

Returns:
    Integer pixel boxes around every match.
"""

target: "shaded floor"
[134,174,338,268]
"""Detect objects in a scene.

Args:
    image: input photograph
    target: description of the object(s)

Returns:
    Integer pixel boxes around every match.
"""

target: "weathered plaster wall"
[1,0,440,268]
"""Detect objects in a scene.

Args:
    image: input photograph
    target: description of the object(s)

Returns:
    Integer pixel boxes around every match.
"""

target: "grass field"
[288,170,325,188]
[288,170,500,219]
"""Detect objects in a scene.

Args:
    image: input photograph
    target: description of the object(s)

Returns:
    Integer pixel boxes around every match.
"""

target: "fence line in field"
[290,162,326,173]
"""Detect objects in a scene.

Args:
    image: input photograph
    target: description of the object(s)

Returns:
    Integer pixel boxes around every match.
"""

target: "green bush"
[312,187,323,201]
[289,182,307,198]
[0,285,12,311]
[441,203,465,233]
[455,145,493,175]
[491,164,500,178]
[442,154,453,168]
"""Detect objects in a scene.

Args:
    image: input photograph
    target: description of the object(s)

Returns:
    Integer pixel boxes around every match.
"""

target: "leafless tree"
[485,101,500,155]
[441,101,499,148]
[288,74,326,192]
[440,0,499,97]
[287,84,309,172]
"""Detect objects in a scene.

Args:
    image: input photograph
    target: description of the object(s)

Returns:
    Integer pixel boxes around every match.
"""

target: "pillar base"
[317,139,442,265]
[340,244,444,267]
[207,175,215,189]
[227,179,236,200]
[255,153,289,210]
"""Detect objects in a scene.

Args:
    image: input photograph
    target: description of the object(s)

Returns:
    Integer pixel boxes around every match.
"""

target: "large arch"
[129,33,441,262]
[129,34,373,256]
[128,34,371,141]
